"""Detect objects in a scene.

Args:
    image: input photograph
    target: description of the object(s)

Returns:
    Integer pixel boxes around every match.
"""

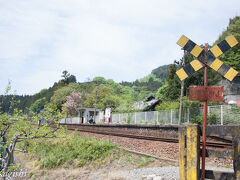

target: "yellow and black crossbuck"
[176,35,239,82]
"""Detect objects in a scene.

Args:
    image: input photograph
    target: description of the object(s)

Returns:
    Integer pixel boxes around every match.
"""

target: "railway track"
[64,124,233,149]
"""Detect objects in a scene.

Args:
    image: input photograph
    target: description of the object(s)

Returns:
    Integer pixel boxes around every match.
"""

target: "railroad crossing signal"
[176,35,239,180]
[176,35,239,81]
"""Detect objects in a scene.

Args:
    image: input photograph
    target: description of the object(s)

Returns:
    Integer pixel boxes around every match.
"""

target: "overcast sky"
[0,0,240,95]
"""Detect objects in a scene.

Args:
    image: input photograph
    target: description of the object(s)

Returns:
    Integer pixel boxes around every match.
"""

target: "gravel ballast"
[107,166,234,180]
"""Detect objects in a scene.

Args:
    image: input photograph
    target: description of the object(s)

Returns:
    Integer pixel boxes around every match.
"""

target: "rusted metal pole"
[94,86,98,123]
[201,43,208,180]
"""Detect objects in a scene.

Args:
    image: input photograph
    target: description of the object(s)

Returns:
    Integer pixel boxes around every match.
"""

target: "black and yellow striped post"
[176,59,203,81]
[210,35,238,57]
[176,35,204,81]
[207,35,239,81]
[176,35,239,82]
[177,35,204,59]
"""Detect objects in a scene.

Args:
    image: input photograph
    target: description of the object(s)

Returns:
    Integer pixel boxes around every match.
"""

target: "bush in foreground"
[31,135,116,169]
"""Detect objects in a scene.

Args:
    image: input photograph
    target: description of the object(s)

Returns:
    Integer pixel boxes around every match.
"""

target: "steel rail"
[65,125,232,149]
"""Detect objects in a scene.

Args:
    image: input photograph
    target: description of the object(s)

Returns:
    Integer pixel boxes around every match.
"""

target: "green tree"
[49,83,82,111]
[92,77,106,85]
[155,84,168,100]
[0,107,63,174]
[214,16,240,72]
[60,70,77,86]
[155,64,181,101]
[84,85,120,111]
[29,97,47,113]
[0,83,64,174]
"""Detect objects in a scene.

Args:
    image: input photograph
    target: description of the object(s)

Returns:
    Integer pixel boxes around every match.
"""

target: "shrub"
[31,135,116,169]
[190,113,217,125]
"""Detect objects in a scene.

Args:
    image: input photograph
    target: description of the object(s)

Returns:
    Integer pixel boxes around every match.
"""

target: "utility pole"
[94,86,98,123]
[178,50,186,125]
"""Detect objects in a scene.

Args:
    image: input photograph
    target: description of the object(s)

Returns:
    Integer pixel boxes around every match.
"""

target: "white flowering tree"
[62,92,84,117]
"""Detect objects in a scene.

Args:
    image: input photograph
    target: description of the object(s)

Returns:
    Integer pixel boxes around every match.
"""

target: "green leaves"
[215,16,240,72]
[49,83,83,110]
[0,103,64,172]
[29,97,47,113]
[31,135,115,169]
[84,84,121,111]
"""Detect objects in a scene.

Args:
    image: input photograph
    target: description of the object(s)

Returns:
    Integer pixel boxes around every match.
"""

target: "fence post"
[187,108,190,124]
[220,105,223,125]
[135,112,137,124]
[171,110,173,125]
[145,112,147,122]
[164,111,167,125]
[233,134,240,179]
[156,111,159,124]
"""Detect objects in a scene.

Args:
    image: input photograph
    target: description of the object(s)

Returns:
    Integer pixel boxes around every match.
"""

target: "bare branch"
[14,148,28,153]
[0,124,11,137]
[16,126,59,140]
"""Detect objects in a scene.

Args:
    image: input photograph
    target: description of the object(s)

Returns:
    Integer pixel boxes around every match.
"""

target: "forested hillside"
[0,71,77,113]
[120,64,170,100]
[214,16,240,72]
[0,64,169,114]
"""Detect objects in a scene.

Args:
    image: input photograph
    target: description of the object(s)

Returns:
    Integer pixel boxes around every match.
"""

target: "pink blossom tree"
[62,92,83,116]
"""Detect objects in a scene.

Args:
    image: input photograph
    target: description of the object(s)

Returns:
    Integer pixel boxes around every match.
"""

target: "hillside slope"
[214,16,240,72]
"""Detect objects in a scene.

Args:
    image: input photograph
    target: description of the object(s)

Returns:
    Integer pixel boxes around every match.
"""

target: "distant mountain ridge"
[138,64,170,83]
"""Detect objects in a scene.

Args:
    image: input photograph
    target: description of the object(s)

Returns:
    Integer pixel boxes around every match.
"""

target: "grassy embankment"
[29,135,116,169]
[24,134,155,171]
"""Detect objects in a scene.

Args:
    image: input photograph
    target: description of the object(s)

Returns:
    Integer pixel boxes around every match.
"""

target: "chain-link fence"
[111,110,180,125]
[59,115,101,124]
[59,117,81,124]
[59,105,240,125]
[111,105,240,125]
